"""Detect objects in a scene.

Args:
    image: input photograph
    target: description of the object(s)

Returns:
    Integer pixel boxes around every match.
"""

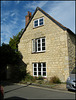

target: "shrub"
[10,63,27,82]
[37,76,44,80]
[37,80,43,84]
[25,74,36,82]
[49,76,61,84]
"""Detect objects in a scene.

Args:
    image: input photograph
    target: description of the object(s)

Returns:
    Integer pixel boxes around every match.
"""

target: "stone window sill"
[32,51,46,54]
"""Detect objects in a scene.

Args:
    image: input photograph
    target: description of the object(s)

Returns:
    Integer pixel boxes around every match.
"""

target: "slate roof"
[19,7,75,39]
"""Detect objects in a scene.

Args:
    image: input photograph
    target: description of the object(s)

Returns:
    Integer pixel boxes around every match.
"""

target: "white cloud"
[10,12,15,17]
[47,1,75,33]
[24,1,48,10]
[2,17,7,22]
[1,32,11,44]
[1,1,20,6]
[1,12,19,44]
[1,1,75,44]
[23,1,75,33]
[15,1,20,4]
[1,9,19,23]
[1,21,18,44]
[1,11,10,22]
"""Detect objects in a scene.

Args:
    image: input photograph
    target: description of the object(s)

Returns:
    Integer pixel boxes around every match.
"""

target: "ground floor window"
[33,62,46,77]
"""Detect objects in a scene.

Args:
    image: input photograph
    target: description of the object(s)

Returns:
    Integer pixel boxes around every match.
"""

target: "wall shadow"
[67,32,76,73]
[0,43,27,86]
[4,85,29,94]
[5,96,28,100]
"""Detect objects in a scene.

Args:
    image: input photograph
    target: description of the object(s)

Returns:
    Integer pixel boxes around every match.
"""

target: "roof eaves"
[37,7,75,35]
[19,7,75,40]
[66,28,75,36]
[37,7,67,31]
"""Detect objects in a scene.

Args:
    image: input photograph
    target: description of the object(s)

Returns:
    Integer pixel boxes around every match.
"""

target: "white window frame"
[37,37,46,52]
[33,62,47,77]
[33,63,38,76]
[34,17,44,28]
[32,37,46,53]
[32,39,35,53]
[34,19,38,28]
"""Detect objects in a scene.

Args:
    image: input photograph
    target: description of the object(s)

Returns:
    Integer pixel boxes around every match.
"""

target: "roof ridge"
[19,7,74,39]
[37,7,68,30]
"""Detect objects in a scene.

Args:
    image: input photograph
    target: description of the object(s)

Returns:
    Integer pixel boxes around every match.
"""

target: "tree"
[0,29,27,82]
[0,43,22,80]
[0,43,22,65]
[9,28,24,50]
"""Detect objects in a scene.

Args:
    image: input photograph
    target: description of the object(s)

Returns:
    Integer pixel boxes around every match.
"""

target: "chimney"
[25,11,32,26]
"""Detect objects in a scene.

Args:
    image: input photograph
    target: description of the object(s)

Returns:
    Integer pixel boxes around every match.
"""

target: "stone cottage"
[18,7,75,82]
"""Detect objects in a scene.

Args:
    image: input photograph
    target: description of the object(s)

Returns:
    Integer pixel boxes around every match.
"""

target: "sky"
[1,1,75,44]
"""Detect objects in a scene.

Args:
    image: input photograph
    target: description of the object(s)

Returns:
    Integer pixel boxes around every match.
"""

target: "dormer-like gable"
[19,7,74,40]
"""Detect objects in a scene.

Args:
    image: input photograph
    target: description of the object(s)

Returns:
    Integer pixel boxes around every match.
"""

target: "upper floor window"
[34,17,44,28]
[32,37,46,53]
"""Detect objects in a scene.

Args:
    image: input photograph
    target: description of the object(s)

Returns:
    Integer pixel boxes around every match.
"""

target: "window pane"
[38,72,41,76]
[42,43,45,46]
[38,39,40,43]
[34,20,38,27]
[35,23,38,27]
[40,22,43,25]
[43,72,46,76]
[40,18,43,22]
[34,68,37,71]
[39,18,43,26]
[38,44,40,48]
[34,63,37,67]
[38,44,40,46]
[37,39,41,52]
[34,20,38,24]
[43,63,46,67]
[38,63,41,67]
[38,63,41,72]
[42,38,45,51]
[43,68,46,71]
[38,68,41,71]
[42,47,45,50]
[42,38,45,42]
[34,72,37,75]
[38,47,41,51]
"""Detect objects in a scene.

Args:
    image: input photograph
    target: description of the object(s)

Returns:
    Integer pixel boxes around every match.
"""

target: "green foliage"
[25,74,36,82]
[0,29,27,82]
[0,43,22,65]
[49,76,61,84]
[37,80,43,84]
[0,43,27,81]
[9,28,24,50]
[71,67,76,74]
[10,62,27,82]
[36,76,44,80]
[20,74,45,84]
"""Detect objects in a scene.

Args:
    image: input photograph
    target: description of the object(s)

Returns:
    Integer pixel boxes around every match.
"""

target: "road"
[4,84,75,99]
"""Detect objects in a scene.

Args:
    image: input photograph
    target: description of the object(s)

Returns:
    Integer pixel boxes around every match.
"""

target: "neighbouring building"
[18,7,75,82]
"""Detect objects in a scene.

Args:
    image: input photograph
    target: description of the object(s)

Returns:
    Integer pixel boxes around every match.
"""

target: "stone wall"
[18,10,75,82]
[67,32,75,73]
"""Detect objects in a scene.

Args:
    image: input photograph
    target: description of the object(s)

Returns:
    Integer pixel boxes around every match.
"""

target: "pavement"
[1,81,67,91]
[4,83,75,99]
[18,82,67,91]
